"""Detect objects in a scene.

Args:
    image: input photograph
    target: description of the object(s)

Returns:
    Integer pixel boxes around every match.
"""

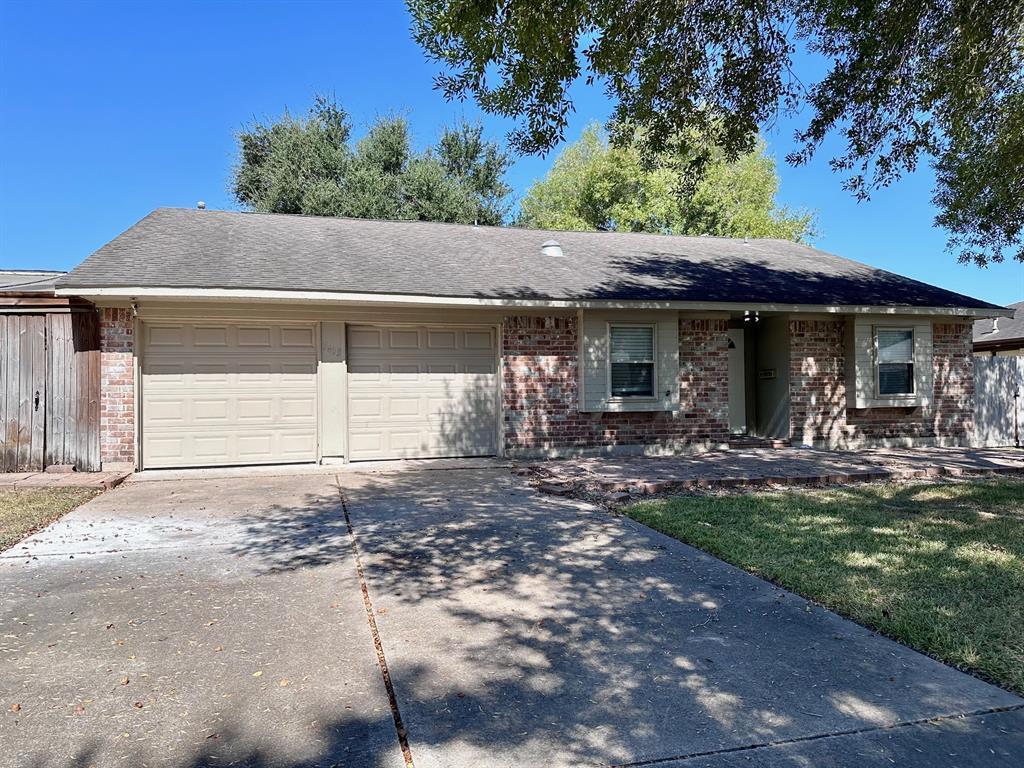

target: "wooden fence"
[974,356,1023,448]
[1,310,101,471]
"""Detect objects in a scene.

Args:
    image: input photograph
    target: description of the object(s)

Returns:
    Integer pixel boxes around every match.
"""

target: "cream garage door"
[141,322,318,468]
[347,325,499,460]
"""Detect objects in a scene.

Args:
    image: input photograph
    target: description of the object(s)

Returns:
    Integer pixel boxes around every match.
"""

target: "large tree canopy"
[409,0,1024,265]
[233,96,513,225]
[520,125,815,241]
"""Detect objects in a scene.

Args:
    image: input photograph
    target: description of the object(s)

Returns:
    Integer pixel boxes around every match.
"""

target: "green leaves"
[519,124,816,240]
[410,0,1024,264]
[232,96,512,225]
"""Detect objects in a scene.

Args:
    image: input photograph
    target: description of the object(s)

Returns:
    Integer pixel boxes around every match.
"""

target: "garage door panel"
[145,398,187,424]
[388,397,424,418]
[237,436,273,459]
[349,328,382,348]
[347,324,497,461]
[349,396,383,418]
[281,326,315,347]
[389,329,420,348]
[193,326,229,346]
[281,397,316,419]
[464,330,494,349]
[142,322,317,468]
[146,436,185,461]
[194,435,230,459]
[349,432,382,454]
[427,330,456,349]
[237,327,272,346]
[148,325,187,347]
[237,398,273,421]
[193,399,229,421]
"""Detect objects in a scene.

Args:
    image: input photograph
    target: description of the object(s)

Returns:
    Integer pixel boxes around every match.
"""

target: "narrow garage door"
[141,322,318,468]
[347,324,498,461]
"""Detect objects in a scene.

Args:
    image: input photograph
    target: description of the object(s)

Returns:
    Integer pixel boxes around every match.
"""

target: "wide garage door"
[141,322,318,468]
[347,324,498,460]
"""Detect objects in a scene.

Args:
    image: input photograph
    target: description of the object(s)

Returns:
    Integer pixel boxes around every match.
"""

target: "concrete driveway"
[1,467,1021,767]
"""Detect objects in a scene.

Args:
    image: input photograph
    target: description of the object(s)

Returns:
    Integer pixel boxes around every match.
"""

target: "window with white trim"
[609,325,656,398]
[876,328,915,396]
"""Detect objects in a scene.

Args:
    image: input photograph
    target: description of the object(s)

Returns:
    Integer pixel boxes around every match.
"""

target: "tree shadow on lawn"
[628,479,1024,696]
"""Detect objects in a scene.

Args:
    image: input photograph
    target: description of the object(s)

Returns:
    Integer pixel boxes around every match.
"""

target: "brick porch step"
[728,436,792,449]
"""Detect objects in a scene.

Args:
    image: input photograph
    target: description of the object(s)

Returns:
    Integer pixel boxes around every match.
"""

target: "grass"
[626,478,1024,695]
[0,487,100,552]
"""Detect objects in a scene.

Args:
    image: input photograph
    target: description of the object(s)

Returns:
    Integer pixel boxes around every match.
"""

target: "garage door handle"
[34,390,40,411]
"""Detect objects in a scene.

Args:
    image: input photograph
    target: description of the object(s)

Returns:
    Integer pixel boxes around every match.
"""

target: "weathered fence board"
[2,310,101,472]
[2,315,47,471]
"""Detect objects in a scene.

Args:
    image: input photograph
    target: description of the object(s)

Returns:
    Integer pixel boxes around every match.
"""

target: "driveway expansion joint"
[337,476,416,768]
[606,703,1024,767]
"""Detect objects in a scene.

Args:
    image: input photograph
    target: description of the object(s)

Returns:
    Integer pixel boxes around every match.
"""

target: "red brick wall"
[788,318,974,447]
[931,322,975,443]
[99,307,135,467]
[789,319,849,446]
[501,315,729,455]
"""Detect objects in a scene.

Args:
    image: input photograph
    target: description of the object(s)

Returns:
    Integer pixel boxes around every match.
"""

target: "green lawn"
[626,478,1024,695]
[0,487,100,552]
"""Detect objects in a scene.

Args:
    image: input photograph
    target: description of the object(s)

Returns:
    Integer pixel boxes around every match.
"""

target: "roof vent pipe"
[541,239,564,258]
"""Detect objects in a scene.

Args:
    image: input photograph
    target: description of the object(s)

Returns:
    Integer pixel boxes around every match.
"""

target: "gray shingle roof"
[59,208,1003,310]
[974,301,1024,345]
[0,270,65,294]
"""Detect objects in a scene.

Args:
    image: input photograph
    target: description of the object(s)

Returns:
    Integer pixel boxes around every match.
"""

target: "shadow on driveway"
[226,468,1023,768]
[2,468,1021,768]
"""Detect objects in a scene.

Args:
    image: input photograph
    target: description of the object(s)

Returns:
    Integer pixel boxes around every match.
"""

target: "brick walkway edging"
[588,464,1024,496]
[525,447,1024,501]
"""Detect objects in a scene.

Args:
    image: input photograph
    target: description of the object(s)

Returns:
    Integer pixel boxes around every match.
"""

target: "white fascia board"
[53,285,1015,318]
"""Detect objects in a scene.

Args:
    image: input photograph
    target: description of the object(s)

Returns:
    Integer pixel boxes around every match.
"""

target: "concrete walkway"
[0,470,129,490]
[1,467,1021,767]
[530,446,1024,500]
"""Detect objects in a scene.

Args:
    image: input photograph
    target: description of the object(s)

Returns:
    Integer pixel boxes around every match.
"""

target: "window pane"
[878,329,913,362]
[611,362,654,397]
[879,363,914,395]
[610,326,654,362]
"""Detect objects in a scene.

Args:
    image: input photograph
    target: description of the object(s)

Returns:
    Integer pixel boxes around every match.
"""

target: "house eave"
[54,285,1013,318]
[973,338,1024,353]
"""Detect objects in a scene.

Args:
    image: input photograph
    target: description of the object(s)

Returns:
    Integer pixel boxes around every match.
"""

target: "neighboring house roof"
[974,301,1024,350]
[0,270,66,294]
[59,207,1004,310]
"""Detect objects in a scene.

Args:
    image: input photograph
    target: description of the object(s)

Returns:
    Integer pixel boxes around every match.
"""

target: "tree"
[408,0,1024,265]
[520,125,815,241]
[233,96,513,225]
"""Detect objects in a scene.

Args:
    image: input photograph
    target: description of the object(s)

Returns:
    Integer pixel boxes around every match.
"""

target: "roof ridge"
[155,206,797,243]
[0,269,67,275]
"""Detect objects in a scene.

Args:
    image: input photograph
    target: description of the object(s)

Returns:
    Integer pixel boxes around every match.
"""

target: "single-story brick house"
[55,207,1012,471]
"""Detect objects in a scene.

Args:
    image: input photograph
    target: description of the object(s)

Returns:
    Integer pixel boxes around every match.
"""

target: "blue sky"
[1,0,1021,305]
